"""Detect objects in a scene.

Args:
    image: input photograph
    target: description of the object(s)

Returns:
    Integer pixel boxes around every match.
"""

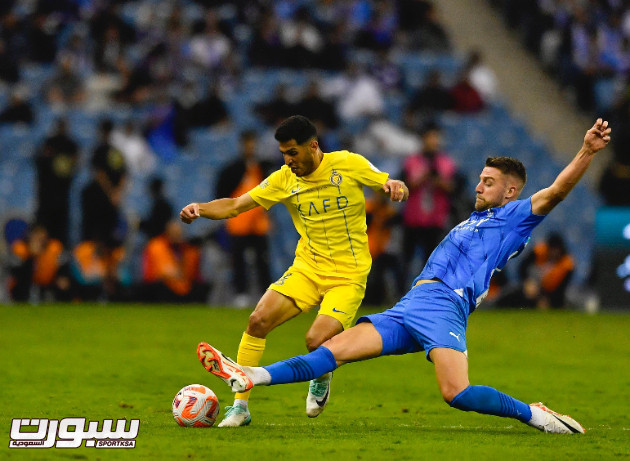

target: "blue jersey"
[414,197,545,314]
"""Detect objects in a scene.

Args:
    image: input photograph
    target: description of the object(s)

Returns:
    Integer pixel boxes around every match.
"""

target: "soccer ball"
[172,384,219,427]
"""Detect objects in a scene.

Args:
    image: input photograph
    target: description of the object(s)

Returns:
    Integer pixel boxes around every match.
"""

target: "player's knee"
[304,331,326,351]
[440,384,467,405]
[246,310,272,337]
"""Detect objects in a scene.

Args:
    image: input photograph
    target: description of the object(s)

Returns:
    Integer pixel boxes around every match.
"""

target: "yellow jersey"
[248,150,389,278]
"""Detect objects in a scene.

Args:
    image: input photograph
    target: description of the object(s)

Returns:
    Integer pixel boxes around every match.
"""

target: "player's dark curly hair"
[485,156,527,186]
[274,115,318,144]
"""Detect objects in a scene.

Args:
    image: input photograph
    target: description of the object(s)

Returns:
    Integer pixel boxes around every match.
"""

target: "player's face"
[474,166,512,211]
[279,139,320,177]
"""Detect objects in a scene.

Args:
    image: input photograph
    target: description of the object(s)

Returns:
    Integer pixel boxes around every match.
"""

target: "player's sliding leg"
[267,322,383,386]
[197,341,328,390]
[199,322,384,390]
[218,290,301,427]
[431,348,585,434]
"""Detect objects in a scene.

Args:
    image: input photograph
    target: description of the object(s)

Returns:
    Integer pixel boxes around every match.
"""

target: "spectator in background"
[0,11,25,60]
[248,10,284,67]
[526,233,574,309]
[141,219,210,303]
[364,190,404,305]
[215,53,243,97]
[145,95,188,163]
[111,120,156,177]
[450,67,485,113]
[188,10,232,71]
[600,93,630,206]
[114,43,167,105]
[325,62,384,121]
[369,48,403,93]
[406,69,454,121]
[216,130,273,307]
[352,113,421,159]
[466,49,499,103]
[81,120,127,246]
[27,12,58,64]
[278,5,324,68]
[34,118,79,246]
[403,0,451,52]
[569,11,599,113]
[139,177,174,239]
[0,88,34,125]
[0,39,19,84]
[255,83,294,127]
[354,0,397,52]
[89,2,136,52]
[80,24,124,111]
[293,80,339,131]
[598,156,630,206]
[186,82,230,129]
[400,120,457,284]
[498,233,575,309]
[93,25,125,75]
[59,32,92,78]
[317,21,349,71]
[8,224,71,302]
[71,237,126,301]
[45,54,86,107]
[397,0,431,34]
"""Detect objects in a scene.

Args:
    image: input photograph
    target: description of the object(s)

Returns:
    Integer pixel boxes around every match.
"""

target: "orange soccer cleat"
[197,342,254,393]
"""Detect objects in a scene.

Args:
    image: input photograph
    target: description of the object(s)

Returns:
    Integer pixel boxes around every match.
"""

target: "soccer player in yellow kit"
[180,115,408,427]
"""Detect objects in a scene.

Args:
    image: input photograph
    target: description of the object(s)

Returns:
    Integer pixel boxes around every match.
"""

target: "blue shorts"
[356,282,469,360]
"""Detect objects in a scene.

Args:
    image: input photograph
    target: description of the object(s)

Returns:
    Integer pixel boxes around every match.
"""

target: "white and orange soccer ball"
[172,384,219,427]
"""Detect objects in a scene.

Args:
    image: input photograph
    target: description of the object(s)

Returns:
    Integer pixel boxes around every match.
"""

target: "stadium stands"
[0,0,604,303]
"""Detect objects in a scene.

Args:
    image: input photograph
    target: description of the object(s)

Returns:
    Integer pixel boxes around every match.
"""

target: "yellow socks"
[235,332,266,402]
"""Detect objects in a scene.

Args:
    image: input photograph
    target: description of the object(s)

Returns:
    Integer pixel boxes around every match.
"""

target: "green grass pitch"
[1,303,630,460]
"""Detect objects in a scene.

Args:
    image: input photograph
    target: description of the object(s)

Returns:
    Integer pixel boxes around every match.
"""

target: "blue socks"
[450,385,532,423]
[261,347,533,425]
[263,346,338,385]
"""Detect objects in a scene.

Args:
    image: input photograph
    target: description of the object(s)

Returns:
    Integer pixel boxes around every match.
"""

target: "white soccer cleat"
[306,372,332,418]
[217,404,251,428]
[197,342,254,393]
[529,402,586,434]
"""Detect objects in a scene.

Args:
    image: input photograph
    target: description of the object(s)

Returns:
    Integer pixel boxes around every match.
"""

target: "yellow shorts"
[268,266,367,330]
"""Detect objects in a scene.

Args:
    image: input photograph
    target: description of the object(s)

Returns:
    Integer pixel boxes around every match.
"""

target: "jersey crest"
[330,170,342,186]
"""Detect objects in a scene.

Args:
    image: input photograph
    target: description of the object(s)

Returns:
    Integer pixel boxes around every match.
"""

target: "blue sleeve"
[503,197,546,236]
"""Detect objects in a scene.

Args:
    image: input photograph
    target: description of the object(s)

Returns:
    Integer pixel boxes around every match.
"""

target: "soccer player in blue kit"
[197,119,611,434]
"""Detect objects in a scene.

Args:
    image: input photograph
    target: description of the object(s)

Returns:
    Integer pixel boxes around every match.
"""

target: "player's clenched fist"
[180,202,200,224]
[382,179,409,202]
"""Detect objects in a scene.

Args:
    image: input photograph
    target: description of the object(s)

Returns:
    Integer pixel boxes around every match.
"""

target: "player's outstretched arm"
[530,118,611,216]
[180,193,259,224]
[381,179,409,202]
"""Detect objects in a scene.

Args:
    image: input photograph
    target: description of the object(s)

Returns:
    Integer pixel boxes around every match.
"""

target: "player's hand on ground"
[584,118,611,154]
[180,203,201,224]
[383,180,408,202]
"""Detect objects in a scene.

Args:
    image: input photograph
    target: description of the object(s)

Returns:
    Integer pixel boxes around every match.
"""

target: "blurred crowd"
[490,0,630,207]
[1,0,621,307]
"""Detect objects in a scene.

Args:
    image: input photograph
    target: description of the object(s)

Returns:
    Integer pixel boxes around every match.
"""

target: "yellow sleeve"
[347,152,390,190]
[247,169,287,210]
